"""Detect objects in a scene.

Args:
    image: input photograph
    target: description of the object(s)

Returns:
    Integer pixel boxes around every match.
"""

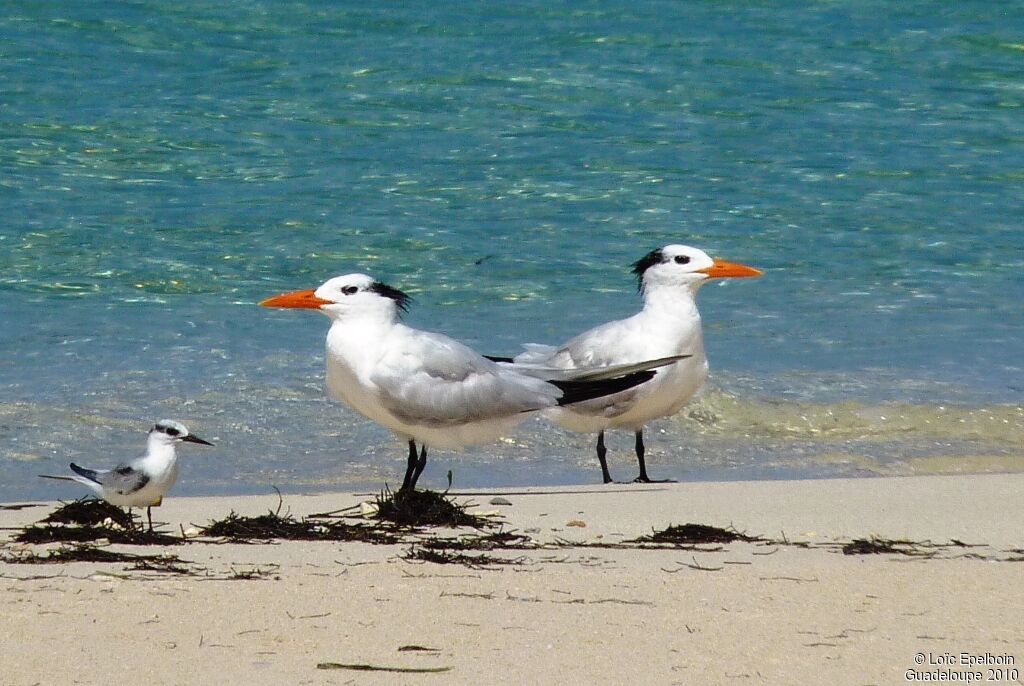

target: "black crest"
[369,281,412,313]
[630,248,665,290]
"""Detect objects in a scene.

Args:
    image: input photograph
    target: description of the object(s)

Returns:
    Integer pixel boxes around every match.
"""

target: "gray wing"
[516,315,660,370]
[512,343,559,365]
[558,319,639,367]
[513,321,630,369]
[99,464,150,496]
[370,331,558,427]
[508,355,687,382]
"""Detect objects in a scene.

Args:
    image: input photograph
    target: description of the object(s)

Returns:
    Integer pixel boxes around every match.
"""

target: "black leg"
[633,430,651,482]
[596,431,613,484]
[410,445,428,490]
[146,506,154,533]
[634,429,674,483]
[401,440,418,492]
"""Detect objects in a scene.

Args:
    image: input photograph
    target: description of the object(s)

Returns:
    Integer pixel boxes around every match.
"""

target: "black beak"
[182,434,214,446]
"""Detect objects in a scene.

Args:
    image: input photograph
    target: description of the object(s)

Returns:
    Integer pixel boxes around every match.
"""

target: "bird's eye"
[673,255,691,265]
[165,427,180,437]
[341,286,359,295]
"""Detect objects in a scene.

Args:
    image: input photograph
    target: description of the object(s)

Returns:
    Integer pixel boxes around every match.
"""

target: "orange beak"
[698,259,762,279]
[259,289,333,309]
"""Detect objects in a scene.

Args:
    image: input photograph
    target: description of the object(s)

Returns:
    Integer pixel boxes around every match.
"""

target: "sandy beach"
[2,474,1022,685]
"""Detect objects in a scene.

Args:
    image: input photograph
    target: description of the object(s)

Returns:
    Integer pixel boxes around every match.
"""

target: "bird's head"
[632,244,761,295]
[260,273,412,322]
[150,419,214,446]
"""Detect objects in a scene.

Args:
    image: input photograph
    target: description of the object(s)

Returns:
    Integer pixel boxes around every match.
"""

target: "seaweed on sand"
[402,545,523,568]
[842,537,935,557]
[401,528,533,567]
[630,523,763,546]
[373,488,486,528]
[417,529,534,552]
[14,524,182,546]
[41,498,135,529]
[1,545,190,571]
[16,500,182,546]
[199,510,399,544]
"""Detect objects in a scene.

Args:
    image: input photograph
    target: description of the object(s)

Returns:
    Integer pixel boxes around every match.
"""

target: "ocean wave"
[676,388,1024,445]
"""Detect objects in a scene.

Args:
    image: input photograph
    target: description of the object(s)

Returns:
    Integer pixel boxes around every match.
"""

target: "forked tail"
[68,463,102,484]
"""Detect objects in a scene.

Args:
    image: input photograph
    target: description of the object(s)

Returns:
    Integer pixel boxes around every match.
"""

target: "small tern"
[510,245,761,483]
[39,419,214,531]
[260,273,685,491]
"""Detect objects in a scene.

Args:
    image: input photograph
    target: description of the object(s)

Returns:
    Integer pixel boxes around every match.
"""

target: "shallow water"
[2,2,1022,500]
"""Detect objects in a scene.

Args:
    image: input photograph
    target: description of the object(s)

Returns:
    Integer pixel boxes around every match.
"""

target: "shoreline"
[2,474,1022,684]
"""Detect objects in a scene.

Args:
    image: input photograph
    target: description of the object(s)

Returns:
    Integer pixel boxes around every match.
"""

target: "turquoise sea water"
[2,2,1022,500]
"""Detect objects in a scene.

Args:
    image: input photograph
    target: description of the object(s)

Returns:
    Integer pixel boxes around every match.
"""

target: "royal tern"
[260,273,686,491]
[511,245,761,483]
[39,419,214,530]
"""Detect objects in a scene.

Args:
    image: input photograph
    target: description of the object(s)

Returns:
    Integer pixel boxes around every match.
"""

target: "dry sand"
[2,474,1022,685]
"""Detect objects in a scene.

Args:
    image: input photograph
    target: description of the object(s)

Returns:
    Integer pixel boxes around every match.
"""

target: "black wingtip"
[484,355,516,363]
[551,370,656,406]
[69,463,100,483]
